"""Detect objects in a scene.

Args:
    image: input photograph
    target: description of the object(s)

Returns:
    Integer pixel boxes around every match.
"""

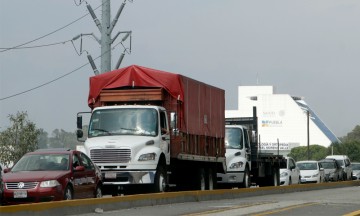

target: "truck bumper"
[217,172,244,184]
[102,170,156,185]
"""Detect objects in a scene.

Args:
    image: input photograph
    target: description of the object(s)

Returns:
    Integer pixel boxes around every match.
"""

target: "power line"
[0,40,72,50]
[0,61,90,101]
[0,3,104,53]
[0,45,115,101]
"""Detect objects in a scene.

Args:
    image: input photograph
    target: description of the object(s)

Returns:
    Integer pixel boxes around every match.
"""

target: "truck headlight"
[312,173,319,178]
[138,153,157,161]
[40,180,60,188]
[229,161,243,169]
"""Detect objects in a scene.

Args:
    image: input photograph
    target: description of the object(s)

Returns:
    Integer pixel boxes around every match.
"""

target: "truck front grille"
[90,148,131,163]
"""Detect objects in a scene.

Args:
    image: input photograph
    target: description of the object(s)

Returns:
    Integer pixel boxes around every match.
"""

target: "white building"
[226,86,339,155]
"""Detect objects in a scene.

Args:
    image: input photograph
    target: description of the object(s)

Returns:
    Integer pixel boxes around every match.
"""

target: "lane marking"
[181,201,276,216]
[250,202,318,216]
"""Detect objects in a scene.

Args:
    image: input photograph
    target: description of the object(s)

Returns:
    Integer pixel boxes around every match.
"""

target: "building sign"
[260,142,289,150]
[261,120,283,127]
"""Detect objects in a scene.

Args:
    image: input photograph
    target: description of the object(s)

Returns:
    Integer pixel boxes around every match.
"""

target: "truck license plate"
[105,172,117,179]
[14,190,27,198]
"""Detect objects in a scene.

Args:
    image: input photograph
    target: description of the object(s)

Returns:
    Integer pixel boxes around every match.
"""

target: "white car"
[280,157,301,185]
[297,160,325,184]
[351,162,360,180]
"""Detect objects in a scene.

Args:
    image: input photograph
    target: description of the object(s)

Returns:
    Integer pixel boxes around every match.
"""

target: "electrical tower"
[72,0,132,74]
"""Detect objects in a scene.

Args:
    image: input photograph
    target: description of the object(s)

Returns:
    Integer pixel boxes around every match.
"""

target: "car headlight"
[138,153,156,161]
[280,172,288,177]
[229,161,243,169]
[312,173,319,178]
[40,180,60,188]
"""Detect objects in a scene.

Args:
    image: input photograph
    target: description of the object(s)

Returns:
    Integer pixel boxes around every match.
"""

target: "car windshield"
[88,108,158,137]
[297,162,317,170]
[225,128,243,149]
[11,154,70,172]
[320,162,335,169]
[351,163,360,170]
[335,160,344,166]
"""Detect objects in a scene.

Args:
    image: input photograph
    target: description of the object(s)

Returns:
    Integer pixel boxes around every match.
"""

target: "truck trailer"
[77,65,226,193]
[217,107,286,188]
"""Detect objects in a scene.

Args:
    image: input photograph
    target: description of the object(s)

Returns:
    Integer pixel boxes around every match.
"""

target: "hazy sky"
[1,0,360,137]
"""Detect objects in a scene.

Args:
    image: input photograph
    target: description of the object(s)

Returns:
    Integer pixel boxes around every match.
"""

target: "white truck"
[217,108,286,188]
[77,65,226,194]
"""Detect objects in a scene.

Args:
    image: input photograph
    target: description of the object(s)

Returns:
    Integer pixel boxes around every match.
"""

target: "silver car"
[351,162,360,180]
[319,158,342,182]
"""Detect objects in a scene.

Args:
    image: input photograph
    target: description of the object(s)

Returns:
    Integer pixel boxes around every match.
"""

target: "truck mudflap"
[217,171,244,184]
[102,170,156,185]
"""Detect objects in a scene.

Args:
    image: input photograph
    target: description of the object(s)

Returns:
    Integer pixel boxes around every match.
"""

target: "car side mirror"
[4,168,11,173]
[320,167,324,171]
[75,165,85,172]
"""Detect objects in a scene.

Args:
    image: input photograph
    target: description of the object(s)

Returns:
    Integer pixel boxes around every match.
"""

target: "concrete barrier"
[1,181,359,216]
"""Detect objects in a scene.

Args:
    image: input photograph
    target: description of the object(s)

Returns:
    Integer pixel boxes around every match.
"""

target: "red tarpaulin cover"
[88,65,184,106]
[88,65,225,138]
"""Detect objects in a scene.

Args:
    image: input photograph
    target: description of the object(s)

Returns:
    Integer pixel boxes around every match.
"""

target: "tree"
[37,129,49,149]
[340,125,360,142]
[0,112,40,167]
[288,145,328,161]
[48,129,79,149]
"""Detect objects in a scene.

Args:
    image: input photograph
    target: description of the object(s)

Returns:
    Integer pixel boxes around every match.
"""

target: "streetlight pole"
[307,110,310,160]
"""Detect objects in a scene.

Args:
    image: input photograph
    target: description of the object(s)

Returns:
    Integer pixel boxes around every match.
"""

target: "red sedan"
[1,148,102,205]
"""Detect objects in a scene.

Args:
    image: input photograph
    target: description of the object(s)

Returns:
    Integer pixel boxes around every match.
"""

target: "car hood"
[353,170,360,175]
[323,168,335,174]
[280,168,289,173]
[3,171,69,182]
[300,170,318,176]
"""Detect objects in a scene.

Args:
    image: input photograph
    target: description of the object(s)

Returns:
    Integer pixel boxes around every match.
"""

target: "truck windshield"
[225,128,243,149]
[88,108,158,137]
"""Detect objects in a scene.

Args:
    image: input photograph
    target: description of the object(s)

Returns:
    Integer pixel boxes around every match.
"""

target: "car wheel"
[64,185,73,200]
[288,177,292,185]
[95,185,102,198]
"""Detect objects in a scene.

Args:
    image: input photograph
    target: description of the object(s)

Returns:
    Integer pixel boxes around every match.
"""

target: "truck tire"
[153,165,167,193]
[196,168,206,191]
[206,168,216,190]
[272,169,280,186]
[241,166,251,188]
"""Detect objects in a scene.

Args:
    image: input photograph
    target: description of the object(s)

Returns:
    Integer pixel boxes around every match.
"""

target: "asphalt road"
[76,186,360,216]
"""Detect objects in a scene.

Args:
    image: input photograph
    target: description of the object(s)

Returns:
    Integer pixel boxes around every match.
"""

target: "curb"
[1,181,359,216]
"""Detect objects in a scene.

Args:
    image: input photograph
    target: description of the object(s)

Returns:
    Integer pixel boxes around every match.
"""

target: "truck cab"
[77,105,170,192]
[217,125,252,188]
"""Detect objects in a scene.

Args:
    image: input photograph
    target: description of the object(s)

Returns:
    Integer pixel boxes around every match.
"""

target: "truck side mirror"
[170,111,178,135]
[76,129,84,138]
[77,115,83,129]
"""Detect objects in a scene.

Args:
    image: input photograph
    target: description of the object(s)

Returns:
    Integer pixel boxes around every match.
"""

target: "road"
[77,186,360,216]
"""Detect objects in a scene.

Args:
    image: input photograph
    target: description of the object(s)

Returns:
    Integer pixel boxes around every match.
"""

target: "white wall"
[226,86,334,154]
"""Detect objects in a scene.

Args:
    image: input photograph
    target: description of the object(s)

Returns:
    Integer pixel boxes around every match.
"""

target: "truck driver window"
[138,110,158,136]
[225,128,243,149]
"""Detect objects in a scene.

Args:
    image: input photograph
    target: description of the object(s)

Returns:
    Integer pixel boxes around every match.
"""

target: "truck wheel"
[153,166,167,193]
[272,169,280,186]
[206,168,217,190]
[196,168,206,191]
[241,167,251,188]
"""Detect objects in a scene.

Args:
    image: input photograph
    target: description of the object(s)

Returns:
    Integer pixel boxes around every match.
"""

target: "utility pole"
[72,0,132,74]
[101,0,111,73]
[307,110,310,160]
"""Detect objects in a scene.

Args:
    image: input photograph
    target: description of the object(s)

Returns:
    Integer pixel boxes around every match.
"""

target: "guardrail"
[1,181,359,216]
